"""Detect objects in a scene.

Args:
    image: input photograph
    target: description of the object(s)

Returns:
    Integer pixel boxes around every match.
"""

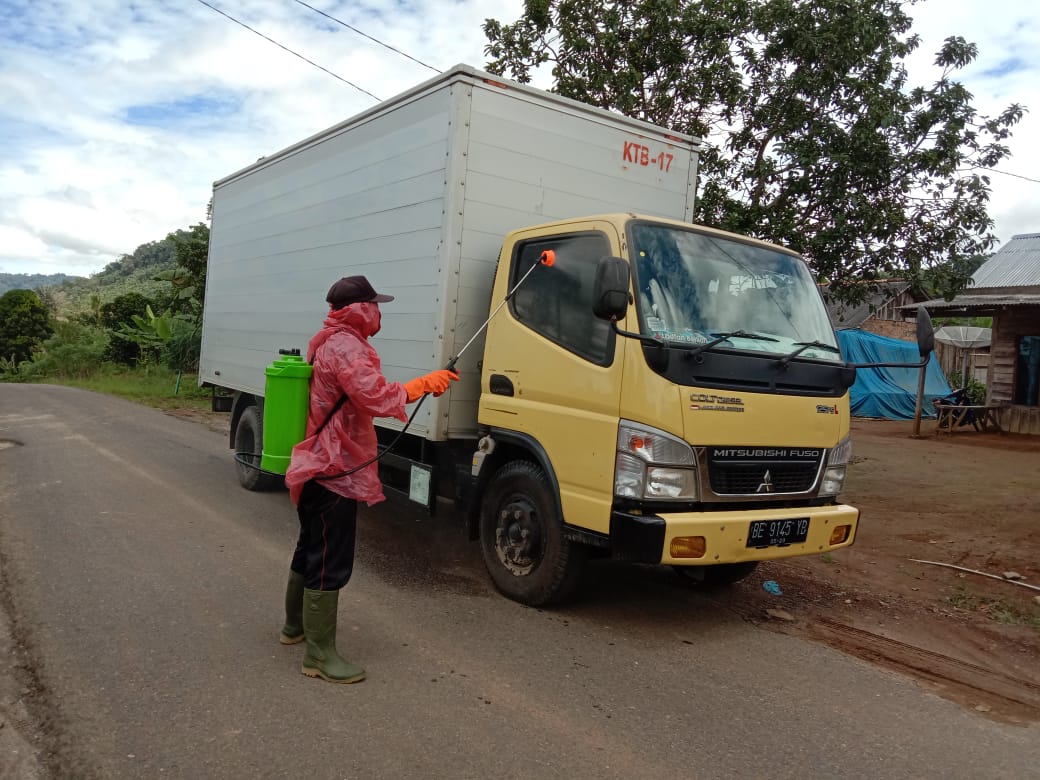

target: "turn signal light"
[829,525,851,545]
[670,536,706,559]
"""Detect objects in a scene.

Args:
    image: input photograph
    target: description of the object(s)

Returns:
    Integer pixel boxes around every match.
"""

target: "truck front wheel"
[234,405,283,491]
[479,461,586,606]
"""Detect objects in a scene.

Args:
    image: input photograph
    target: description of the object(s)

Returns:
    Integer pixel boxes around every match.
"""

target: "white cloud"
[0,0,526,276]
[1,0,1037,277]
[0,225,48,258]
[902,0,1040,243]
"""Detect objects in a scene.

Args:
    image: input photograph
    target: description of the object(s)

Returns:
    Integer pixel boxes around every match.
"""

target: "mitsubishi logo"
[756,470,774,494]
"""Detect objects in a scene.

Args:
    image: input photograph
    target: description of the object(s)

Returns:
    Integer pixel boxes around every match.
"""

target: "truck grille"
[706,447,824,496]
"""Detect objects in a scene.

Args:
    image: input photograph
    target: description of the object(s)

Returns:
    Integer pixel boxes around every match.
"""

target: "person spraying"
[280,275,458,684]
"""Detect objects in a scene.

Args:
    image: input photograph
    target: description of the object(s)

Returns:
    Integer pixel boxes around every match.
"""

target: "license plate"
[746,518,810,548]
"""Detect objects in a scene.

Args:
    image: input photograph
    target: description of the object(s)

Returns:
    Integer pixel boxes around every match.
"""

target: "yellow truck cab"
[473,214,858,604]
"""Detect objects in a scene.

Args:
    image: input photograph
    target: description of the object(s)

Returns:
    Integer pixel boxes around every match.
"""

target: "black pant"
[291,481,358,591]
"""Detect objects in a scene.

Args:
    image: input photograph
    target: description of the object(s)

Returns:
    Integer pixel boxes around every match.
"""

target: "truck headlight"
[614,421,698,500]
[819,435,852,497]
[646,466,699,498]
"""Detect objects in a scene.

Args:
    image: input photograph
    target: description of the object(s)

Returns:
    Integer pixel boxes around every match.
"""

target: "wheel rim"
[493,494,544,576]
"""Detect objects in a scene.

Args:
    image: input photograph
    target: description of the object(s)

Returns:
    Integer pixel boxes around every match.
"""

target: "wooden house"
[907,233,1040,434]
[822,280,926,339]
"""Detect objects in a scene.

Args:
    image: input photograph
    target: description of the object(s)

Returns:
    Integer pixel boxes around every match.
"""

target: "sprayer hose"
[234,391,430,480]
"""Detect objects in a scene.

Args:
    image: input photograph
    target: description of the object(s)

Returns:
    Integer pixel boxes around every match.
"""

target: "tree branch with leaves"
[484,0,1024,304]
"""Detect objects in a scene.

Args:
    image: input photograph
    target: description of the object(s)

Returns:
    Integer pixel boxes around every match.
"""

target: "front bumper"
[610,504,859,565]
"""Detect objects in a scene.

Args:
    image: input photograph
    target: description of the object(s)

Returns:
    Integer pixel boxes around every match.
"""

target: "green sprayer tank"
[261,349,312,475]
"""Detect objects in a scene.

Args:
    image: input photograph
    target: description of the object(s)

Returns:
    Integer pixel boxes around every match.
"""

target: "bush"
[947,371,987,405]
[113,306,200,372]
[0,289,53,364]
[163,320,201,372]
[0,353,23,379]
[100,292,154,365]
[16,321,110,380]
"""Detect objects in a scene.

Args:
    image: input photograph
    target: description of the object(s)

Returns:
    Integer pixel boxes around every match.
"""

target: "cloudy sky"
[1,0,1037,278]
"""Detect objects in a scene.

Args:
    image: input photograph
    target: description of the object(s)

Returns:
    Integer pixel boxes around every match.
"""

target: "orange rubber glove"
[403,369,459,402]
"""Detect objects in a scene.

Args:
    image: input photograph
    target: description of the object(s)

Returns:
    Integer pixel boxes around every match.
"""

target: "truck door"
[480,221,625,536]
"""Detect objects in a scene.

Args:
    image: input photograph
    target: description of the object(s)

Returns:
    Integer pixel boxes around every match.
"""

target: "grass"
[946,583,1040,629]
[45,366,213,412]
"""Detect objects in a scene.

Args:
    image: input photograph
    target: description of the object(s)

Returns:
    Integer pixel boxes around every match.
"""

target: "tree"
[33,285,60,316]
[0,289,53,365]
[86,294,103,325]
[115,304,200,372]
[155,223,209,318]
[921,252,988,301]
[100,292,154,365]
[151,222,209,372]
[94,238,176,284]
[484,0,1024,303]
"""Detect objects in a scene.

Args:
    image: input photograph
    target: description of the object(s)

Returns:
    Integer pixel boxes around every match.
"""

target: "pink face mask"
[327,301,382,337]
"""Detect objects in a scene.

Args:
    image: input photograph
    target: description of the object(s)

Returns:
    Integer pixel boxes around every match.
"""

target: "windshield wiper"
[685,330,780,358]
[775,340,841,367]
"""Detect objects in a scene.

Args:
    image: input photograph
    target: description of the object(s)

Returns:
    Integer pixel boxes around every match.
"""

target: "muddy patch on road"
[693,416,1040,726]
[702,561,1040,725]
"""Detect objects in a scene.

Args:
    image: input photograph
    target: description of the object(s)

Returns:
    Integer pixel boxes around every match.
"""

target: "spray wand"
[236,250,556,480]
[442,249,555,372]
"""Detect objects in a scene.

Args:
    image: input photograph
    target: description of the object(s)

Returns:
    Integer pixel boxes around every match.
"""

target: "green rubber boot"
[279,570,305,645]
[301,589,366,684]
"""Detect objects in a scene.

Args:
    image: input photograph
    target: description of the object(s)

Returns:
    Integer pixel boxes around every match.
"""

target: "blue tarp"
[836,329,951,420]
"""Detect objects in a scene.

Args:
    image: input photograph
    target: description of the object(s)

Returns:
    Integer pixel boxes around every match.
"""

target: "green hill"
[16,236,184,319]
[0,272,82,296]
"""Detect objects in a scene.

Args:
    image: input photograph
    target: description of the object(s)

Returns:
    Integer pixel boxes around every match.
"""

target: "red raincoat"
[285,302,407,506]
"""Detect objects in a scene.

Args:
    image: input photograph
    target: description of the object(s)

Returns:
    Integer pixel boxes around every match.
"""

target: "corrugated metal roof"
[900,293,1040,316]
[972,233,1040,288]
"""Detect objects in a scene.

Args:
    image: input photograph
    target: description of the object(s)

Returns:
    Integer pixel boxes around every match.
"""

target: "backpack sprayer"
[236,249,557,481]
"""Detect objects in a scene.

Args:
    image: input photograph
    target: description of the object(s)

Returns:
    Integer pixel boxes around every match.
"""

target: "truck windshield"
[628,221,841,362]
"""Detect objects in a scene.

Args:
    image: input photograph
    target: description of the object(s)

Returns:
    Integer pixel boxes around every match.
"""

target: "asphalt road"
[1,384,1038,779]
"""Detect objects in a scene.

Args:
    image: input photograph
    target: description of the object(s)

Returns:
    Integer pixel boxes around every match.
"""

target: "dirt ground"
[171,408,1040,723]
[713,417,1040,725]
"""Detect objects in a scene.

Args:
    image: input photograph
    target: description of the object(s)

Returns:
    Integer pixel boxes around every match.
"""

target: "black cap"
[326,275,394,309]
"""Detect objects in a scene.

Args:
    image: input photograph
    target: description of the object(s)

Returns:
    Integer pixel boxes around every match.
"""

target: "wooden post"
[912,362,927,437]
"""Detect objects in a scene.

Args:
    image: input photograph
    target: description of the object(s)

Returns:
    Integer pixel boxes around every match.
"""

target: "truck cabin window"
[628,222,840,362]
[510,232,615,365]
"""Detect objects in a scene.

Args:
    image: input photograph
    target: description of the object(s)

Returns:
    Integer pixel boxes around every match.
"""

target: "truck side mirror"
[592,256,631,321]
[916,307,935,358]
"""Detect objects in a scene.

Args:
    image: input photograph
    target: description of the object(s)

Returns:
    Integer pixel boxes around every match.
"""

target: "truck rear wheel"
[673,561,759,587]
[234,405,283,491]
[479,461,586,606]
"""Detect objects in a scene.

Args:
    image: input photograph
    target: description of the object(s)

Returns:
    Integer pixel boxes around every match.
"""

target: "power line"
[988,167,1040,184]
[192,0,1040,189]
[960,165,1040,184]
[291,0,441,74]
[195,0,380,101]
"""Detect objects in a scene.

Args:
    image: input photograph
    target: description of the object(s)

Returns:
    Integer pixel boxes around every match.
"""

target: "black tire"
[234,405,283,491]
[673,561,759,587]
[479,461,586,606]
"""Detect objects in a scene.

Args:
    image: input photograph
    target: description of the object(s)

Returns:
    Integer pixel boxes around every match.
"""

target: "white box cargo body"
[200,64,702,441]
